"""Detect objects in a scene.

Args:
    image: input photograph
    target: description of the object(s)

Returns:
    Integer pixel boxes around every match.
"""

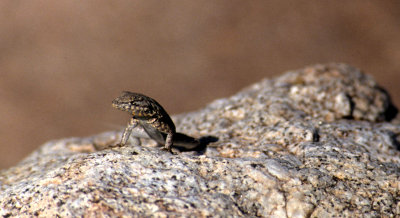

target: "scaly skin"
[112,91,177,152]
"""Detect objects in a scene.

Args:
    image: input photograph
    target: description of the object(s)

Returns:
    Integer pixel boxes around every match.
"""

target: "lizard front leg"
[118,118,139,146]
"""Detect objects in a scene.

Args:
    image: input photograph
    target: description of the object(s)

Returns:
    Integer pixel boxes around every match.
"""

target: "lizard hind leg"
[163,133,174,152]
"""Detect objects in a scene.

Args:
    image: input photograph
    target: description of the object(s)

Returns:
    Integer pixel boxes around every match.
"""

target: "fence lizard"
[111,91,201,153]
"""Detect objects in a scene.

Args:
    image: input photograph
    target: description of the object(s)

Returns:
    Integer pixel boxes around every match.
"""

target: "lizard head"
[112,91,158,118]
[112,91,142,111]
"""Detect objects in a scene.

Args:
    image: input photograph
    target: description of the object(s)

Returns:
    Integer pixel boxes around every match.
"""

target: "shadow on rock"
[172,133,219,154]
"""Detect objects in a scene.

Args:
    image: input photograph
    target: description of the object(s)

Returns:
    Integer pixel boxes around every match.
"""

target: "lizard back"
[112,91,176,134]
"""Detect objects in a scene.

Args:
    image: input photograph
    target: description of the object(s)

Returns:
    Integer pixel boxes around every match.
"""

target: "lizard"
[111,91,201,153]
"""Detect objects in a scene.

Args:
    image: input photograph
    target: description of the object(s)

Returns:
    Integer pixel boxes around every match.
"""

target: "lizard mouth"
[111,100,127,111]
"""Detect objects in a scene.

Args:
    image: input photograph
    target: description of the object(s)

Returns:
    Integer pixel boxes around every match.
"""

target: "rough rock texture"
[1,63,399,217]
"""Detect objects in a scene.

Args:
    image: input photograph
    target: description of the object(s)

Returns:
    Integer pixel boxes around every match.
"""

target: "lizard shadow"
[171,133,219,155]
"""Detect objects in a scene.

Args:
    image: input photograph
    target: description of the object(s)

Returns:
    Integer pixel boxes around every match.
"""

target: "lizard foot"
[109,143,125,148]
[161,147,178,154]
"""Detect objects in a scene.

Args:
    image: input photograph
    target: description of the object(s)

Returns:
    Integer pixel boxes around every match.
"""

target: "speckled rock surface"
[1,63,399,217]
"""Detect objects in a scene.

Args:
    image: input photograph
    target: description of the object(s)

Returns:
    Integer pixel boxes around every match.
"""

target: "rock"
[1,63,399,217]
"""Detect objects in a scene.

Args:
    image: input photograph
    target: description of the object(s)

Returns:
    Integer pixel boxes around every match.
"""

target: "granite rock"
[1,63,399,217]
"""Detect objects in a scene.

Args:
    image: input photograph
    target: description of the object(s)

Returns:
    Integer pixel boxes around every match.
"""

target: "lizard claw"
[161,146,177,154]
[109,143,125,148]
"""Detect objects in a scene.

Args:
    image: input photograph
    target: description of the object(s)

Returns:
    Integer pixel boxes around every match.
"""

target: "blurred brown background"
[0,1,399,169]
